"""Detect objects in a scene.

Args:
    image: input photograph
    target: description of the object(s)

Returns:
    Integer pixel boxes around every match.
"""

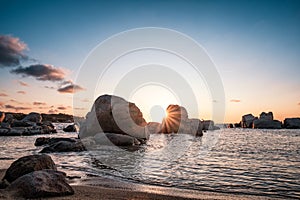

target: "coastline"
[0,169,276,200]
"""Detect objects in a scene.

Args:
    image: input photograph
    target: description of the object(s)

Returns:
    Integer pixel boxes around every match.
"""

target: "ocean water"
[0,124,299,199]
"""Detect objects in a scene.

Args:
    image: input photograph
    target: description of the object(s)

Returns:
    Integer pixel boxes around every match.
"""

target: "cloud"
[17,91,26,94]
[0,35,28,67]
[57,106,67,110]
[0,102,4,107]
[11,64,65,82]
[4,104,31,111]
[74,107,85,110]
[0,93,8,97]
[44,86,56,89]
[230,99,241,103]
[17,80,29,87]
[33,101,46,106]
[298,102,300,106]
[57,81,85,94]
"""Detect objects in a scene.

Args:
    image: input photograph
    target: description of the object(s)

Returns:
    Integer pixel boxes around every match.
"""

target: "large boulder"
[79,95,149,141]
[253,119,282,129]
[284,118,300,129]
[22,112,42,123]
[147,122,162,134]
[7,169,74,198]
[1,154,56,184]
[241,114,256,128]
[259,112,273,121]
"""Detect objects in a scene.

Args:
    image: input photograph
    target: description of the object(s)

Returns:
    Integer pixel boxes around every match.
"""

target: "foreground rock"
[7,169,74,198]
[79,95,149,142]
[35,137,77,146]
[40,140,86,153]
[1,154,56,185]
[284,118,300,129]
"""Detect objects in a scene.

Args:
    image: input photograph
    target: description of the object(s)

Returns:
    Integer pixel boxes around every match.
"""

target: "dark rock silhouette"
[241,114,257,128]
[35,137,77,146]
[6,169,74,198]
[63,123,79,132]
[40,140,86,153]
[284,118,300,129]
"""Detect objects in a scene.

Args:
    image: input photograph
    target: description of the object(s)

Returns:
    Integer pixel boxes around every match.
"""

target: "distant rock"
[284,118,300,129]
[4,114,14,124]
[63,123,79,132]
[253,119,282,129]
[241,114,257,128]
[79,95,149,142]
[1,154,56,184]
[259,112,273,121]
[202,120,220,130]
[7,169,74,198]
[22,112,42,123]
[40,140,86,153]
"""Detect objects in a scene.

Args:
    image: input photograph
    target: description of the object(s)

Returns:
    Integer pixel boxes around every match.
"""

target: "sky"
[0,0,300,123]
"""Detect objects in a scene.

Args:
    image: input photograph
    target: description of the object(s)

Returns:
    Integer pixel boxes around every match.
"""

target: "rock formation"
[284,118,300,129]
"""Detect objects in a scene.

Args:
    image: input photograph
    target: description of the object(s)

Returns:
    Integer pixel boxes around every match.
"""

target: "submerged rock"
[284,118,300,129]
[7,169,74,198]
[1,154,56,184]
[79,94,149,141]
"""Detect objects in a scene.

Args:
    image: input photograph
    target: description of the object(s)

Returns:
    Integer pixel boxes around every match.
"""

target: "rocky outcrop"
[259,112,273,121]
[284,118,300,129]
[79,95,149,142]
[253,119,282,129]
[241,114,256,128]
[1,154,57,184]
[0,113,57,136]
[63,123,79,132]
[160,105,203,136]
[7,169,74,198]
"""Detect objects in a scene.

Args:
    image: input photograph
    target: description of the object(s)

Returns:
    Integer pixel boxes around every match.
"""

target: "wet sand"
[0,169,275,200]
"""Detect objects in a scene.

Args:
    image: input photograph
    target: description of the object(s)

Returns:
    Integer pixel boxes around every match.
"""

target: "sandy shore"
[0,169,275,200]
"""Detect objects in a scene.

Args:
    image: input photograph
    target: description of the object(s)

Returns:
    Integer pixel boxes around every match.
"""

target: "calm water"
[0,124,300,199]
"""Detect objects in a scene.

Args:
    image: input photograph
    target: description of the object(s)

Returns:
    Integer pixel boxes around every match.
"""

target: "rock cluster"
[241,112,285,129]
[0,112,57,136]
[0,155,73,198]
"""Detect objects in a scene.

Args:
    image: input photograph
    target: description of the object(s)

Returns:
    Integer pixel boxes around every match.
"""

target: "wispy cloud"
[74,107,85,110]
[17,91,26,94]
[44,86,56,89]
[33,101,46,106]
[0,35,28,67]
[11,64,66,82]
[230,99,241,103]
[48,109,58,114]
[57,80,85,94]
[57,106,68,110]
[4,104,31,111]
[0,93,8,97]
[17,80,29,87]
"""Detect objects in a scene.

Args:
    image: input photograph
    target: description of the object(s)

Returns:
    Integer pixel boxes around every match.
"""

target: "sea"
[0,123,299,199]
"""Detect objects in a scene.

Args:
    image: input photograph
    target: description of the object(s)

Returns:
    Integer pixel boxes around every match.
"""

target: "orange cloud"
[0,93,8,97]
[17,80,29,87]
[230,99,241,103]
[33,101,46,106]
[48,109,58,114]
[57,81,85,94]
[4,104,31,111]
[57,106,67,110]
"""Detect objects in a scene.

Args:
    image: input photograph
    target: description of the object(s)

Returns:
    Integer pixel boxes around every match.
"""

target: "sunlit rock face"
[160,105,203,136]
[79,94,149,141]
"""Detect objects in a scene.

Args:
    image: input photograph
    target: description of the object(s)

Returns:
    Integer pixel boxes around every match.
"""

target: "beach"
[0,169,275,200]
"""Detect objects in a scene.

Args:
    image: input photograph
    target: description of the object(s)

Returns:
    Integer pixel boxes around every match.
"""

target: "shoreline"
[0,169,277,200]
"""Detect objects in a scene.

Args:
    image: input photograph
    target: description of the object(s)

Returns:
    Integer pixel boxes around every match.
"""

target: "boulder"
[21,112,42,123]
[79,95,149,141]
[40,140,86,153]
[4,114,14,124]
[63,123,79,132]
[0,122,10,129]
[11,120,32,127]
[241,114,256,128]
[1,154,56,184]
[0,112,5,123]
[0,128,9,136]
[7,169,74,198]
[284,118,300,129]
[253,119,282,129]
[259,112,273,121]
[147,122,162,134]
[161,105,188,133]
[201,120,219,130]
[35,137,77,146]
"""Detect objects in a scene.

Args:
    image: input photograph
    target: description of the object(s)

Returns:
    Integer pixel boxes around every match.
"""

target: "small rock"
[40,140,86,153]
[63,123,79,132]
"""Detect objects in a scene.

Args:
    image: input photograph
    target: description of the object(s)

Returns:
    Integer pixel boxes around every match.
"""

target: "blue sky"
[0,0,300,122]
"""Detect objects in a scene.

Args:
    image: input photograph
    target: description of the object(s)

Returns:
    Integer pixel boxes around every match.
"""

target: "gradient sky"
[0,0,300,123]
